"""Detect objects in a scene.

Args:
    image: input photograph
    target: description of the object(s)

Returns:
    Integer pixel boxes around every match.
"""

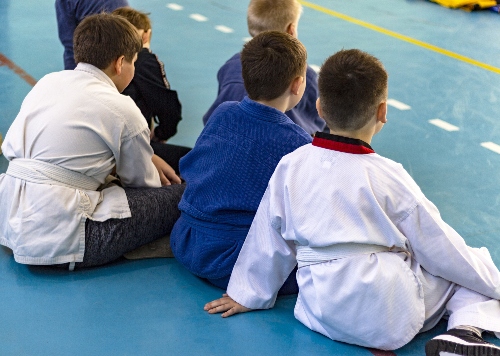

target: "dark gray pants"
[75,184,185,268]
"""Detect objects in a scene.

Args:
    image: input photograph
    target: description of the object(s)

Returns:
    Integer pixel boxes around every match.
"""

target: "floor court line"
[0,52,37,87]
[429,118,460,132]
[387,99,411,111]
[215,25,234,33]
[299,0,500,75]
[189,13,208,22]
[481,142,500,155]
[166,3,183,11]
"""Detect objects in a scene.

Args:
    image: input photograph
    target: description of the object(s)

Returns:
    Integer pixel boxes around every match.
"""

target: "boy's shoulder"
[279,143,415,181]
[217,52,243,83]
[372,152,409,174]
[201,99,311,150]
[23,67,147,138]
[210,98,310,133]
[134,48,164,73]
[360,152,425,200]
[71,65,148,135]
[222,52,241,68]
[131,48,169,85]
[207,100,240,121]
[135,48,158,64]
[275,145,425,208]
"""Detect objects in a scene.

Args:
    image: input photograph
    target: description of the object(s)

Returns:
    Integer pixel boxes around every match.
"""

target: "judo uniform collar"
[312,132,374,154]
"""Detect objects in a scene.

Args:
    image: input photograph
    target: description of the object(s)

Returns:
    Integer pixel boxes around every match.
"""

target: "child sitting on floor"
[203,0,327,135]
[0,13,183,270]
[112,7,190,174]
[170,31,312,293]
[205,49,500,356]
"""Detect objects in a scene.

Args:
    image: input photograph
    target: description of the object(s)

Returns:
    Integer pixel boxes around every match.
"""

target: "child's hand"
[151,154,182,185]
[204,294,252,318]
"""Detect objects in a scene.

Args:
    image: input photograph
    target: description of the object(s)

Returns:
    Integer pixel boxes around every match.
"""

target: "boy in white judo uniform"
[0,13,183,269]
[204,49,500,355]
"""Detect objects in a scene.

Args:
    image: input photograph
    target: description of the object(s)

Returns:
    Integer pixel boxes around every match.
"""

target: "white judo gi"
[226,133,500,350]
[0,63,160,266]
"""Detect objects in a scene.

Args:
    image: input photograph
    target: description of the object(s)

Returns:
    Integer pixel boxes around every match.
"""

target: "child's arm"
[148,88,182,142]
[202,82,246,125]
[115,127,179,188]
[133,52,182,141]
[398,193,500,300]
[151,154,181,185]
[204,294,252,318]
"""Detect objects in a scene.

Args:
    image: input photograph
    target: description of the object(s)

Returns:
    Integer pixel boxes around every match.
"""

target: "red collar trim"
[312,133,375,154]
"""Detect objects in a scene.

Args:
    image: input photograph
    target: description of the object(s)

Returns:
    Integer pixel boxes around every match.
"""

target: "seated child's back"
[202,0,327,135]
[170,31,312,290]
[113,7,182,142]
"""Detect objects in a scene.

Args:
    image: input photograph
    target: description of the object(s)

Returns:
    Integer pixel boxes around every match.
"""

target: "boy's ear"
[316,98,324,118]
[290,76,304,95]
[286,22,297,37]
[376,101,388,124]
[113,55,125,76]
[142,29,152,45]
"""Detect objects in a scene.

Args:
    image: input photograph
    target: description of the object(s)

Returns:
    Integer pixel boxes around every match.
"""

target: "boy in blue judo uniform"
[170,31,312,293]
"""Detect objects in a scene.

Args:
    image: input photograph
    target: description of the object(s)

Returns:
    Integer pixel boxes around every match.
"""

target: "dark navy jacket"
[202,52,328,135]
[122,48,182,141]
[56,0,128,70]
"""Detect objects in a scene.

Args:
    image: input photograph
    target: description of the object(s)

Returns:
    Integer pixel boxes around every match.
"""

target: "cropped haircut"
[241,31,307,101]
[73,13,142,69]
[318,49,388,131]
[112,7,151,31]
[247,0,302,37]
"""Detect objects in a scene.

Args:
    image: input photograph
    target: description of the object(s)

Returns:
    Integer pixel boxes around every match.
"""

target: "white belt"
[6,159,102,271]
[6,158,101,191]
[296,243,391,268]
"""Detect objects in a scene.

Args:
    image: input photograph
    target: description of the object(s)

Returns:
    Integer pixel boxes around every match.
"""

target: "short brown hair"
[73,13,142,69]
[247,0,302,37]
[241,31,307,101]
[112,7,151,31]
[318,49,388,131]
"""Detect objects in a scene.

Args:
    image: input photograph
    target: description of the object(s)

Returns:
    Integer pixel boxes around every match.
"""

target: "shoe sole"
[426,334,500,356]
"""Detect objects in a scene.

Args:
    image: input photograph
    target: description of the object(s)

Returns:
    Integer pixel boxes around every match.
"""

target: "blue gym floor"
[1,0,500,355]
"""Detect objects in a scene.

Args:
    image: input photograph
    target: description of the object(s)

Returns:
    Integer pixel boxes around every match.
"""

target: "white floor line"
[481,142,500,155]
[428,119,459,132]
[166,3,183,11]
[387,98,411,111]
[189,14,208,22]
[215,25,234,33]
[309,64,321,73]
[242,37,252,42]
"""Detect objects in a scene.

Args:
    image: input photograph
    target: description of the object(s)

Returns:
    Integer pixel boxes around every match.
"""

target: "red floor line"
[368,348,397,356]
[0,52,37,87]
